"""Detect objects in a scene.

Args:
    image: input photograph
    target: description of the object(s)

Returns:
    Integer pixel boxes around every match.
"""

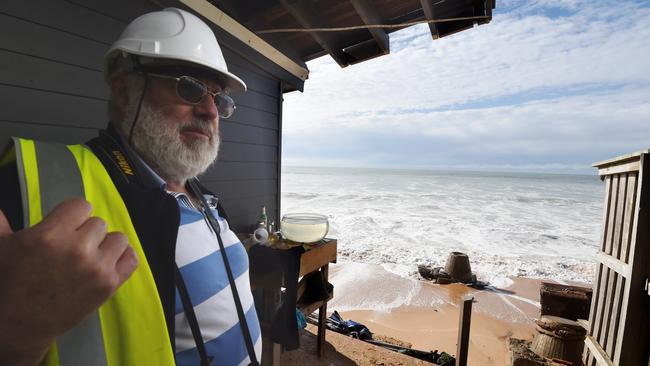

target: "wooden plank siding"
[584,152,650,365]
[0,0,285,233]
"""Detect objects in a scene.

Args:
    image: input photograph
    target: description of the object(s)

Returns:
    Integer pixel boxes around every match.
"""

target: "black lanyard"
[186,178,260,366]
[174,264,214,366]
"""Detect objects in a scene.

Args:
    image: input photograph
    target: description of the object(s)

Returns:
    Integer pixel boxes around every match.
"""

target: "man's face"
[117,73,222,183]
[145,76,220,144]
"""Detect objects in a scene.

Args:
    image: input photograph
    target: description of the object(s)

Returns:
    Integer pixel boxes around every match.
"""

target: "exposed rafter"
[420,0,440,40]
[349,0,389,55]
[280,0,350,67]
[188,0,495,80]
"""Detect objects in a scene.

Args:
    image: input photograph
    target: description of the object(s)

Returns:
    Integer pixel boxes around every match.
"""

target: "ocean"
[281,166,603,285]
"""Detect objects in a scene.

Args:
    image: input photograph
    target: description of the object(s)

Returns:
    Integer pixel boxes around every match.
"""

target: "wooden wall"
[584,152,650,365]
[0,0,284,232]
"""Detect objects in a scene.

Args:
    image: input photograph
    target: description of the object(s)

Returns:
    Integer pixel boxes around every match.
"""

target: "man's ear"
[110,74,129,114]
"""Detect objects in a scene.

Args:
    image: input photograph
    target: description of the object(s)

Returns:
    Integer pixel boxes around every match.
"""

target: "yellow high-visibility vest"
[7,137,175,366]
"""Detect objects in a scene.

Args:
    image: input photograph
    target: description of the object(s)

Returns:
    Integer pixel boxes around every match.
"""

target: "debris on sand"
[418,252,489,288]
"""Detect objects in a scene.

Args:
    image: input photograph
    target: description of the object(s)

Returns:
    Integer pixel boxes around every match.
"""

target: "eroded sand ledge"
[288,261,587,365]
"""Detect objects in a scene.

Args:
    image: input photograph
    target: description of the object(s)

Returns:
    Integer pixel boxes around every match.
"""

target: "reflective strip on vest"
[13,138,175,366]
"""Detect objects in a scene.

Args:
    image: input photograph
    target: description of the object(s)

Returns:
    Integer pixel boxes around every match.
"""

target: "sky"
[281,0,650,173]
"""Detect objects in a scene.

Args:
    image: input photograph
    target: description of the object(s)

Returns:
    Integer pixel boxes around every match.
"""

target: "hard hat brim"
[105,49,246,93]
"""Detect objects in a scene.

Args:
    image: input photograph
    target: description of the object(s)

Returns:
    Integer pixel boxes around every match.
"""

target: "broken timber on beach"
[456,295,473,366]
[583,150,650,366]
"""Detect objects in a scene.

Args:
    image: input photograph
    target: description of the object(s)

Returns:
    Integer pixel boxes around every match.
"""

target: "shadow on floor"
[280,325,357,365]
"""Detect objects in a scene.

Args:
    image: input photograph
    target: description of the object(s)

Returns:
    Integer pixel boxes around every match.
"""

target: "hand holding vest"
[0,198,138,365]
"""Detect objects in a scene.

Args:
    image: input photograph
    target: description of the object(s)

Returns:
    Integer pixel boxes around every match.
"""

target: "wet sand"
[326,262,577,365]
[281,262,589,365]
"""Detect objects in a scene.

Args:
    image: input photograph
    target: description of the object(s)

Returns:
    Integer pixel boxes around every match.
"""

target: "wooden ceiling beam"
[349,0,389,55]
[177,0,310,81]
[279,0,350,67]
[420,0,440,40]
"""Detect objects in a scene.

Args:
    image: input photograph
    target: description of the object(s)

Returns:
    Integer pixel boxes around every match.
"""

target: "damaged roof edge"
[178,0,310,83]
[177,0,494,93]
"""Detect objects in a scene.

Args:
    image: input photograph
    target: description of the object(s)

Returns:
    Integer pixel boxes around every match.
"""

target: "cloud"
[282,0,650,171]
[283,86,650,170]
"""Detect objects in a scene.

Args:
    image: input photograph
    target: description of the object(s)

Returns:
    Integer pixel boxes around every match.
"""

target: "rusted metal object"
[540,282,592,321]
[418,252,488,287]
[444,252,474,283]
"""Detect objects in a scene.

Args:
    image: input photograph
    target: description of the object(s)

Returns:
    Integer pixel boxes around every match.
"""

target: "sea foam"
[282,167,602,284]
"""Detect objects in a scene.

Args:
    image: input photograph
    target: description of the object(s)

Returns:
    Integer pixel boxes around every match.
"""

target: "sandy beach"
[282,262,590,365]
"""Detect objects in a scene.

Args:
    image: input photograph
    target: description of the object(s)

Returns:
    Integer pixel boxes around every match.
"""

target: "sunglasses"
[146,73,236,119]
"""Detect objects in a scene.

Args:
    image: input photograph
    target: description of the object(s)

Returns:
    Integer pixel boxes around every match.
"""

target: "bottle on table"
[258,205,268,229]
[267,221,279,245]
[251,205,271,246]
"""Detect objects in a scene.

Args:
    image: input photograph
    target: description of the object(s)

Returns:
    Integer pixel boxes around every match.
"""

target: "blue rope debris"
[306,310,456,365]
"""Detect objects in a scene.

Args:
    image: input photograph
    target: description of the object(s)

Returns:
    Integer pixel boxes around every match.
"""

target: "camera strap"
[187,178,259,366]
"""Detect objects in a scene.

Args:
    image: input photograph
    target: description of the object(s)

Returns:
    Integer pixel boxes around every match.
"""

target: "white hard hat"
[103,7,246,92]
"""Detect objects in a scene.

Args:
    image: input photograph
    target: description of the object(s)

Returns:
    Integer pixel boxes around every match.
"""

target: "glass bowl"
[280,213,329,243]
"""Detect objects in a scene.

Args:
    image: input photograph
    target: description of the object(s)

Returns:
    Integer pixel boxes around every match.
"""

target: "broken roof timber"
[420,0,440,40]
[349,0,389,55]
[280,0,350,67]
[177,0,495,88]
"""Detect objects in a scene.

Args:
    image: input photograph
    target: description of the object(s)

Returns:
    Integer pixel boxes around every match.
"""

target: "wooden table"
[250,238,337,365]
[296,239,337,358]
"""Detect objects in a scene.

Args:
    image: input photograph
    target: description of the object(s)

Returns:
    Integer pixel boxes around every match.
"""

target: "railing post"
[457,295,474,366]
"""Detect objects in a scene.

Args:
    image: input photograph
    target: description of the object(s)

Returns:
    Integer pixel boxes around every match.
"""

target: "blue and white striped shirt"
[171,193,262,365]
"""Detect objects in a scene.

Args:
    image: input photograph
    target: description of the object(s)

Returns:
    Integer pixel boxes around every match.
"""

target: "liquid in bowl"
[280,213,329,243]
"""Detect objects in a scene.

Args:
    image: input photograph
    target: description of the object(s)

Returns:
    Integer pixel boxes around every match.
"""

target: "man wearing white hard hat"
[0,8,261,366]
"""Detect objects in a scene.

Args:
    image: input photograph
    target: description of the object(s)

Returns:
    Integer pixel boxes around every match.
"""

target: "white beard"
[119,100,220,182]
